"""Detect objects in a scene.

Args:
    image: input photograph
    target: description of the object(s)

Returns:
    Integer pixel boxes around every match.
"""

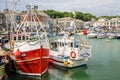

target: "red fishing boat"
[4,5,50,76]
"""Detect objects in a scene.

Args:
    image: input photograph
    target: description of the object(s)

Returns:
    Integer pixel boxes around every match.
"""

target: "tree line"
[41,10,120,21]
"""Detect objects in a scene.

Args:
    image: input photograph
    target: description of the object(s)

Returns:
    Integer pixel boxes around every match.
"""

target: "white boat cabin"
[10,33,31,42]
[50,38,80,51]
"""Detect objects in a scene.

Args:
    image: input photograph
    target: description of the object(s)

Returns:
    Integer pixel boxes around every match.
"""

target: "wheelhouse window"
[65,43,68,45]
[26,36,29,40]
[71,43,73,47]
[18,36,21,40]
[14,36,16,41]
[22,36,25,40]
[60,42,64,46]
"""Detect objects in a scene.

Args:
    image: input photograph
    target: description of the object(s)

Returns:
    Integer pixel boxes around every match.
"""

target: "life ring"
[70,51,76,58]
[10,40,14,49]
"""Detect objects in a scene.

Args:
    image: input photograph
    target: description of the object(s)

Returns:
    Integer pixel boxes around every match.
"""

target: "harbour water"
[5,39,120,80]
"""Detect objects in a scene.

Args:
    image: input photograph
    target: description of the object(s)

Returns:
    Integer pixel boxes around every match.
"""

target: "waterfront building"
[51,17,84,31]
[106,18,120,32]
[0,13,6,32]
[93,18,107,27]
[4,9,19,31]
[20,10,49,30]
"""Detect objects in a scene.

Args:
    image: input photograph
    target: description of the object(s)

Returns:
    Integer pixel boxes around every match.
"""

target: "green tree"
[42,10,97,21]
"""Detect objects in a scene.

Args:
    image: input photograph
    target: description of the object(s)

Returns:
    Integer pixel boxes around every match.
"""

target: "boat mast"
[72,11,76,48]
[5,0,8,9]
[48,16,51,37]
[110,9,113,33]
[10,0,20,33]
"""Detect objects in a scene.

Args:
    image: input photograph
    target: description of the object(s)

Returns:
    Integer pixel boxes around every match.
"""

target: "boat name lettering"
[80,53,90,57]
[20,53,26,58]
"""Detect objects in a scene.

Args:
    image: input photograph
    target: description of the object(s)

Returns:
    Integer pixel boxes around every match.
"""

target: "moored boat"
[0,48,8,80]
[97,31,106,39]
[3,5,50,77]
[49,12,92,68]
[116,33,120,39]
[50,32,91,68]
[107,32,116,39]
[87,32,97,39]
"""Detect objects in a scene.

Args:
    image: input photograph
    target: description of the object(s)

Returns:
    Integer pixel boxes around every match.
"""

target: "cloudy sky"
[0,0,120,16]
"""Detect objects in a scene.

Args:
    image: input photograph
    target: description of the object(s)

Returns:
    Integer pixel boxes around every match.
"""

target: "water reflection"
[2,73,8,80]
[6,65,90,80]
[6,68,47,80]
[4,39,120,80]
[48,65,90,80]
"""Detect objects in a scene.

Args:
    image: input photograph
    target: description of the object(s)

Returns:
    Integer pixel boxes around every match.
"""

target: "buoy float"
[64,61,68,66]
[70,61,74,66]
[106,39,110,43]
[49,59,53,65]
[5,60,9,64]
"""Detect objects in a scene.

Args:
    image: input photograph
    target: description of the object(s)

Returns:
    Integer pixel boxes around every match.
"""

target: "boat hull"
[97,34,106,39]
[116,34,120,39]
[50,57,88,69]
[50,41,91,69]
[87,33,97,39]
[0,64,5,80]
[6,47,49,76]
[107,34,116,39]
